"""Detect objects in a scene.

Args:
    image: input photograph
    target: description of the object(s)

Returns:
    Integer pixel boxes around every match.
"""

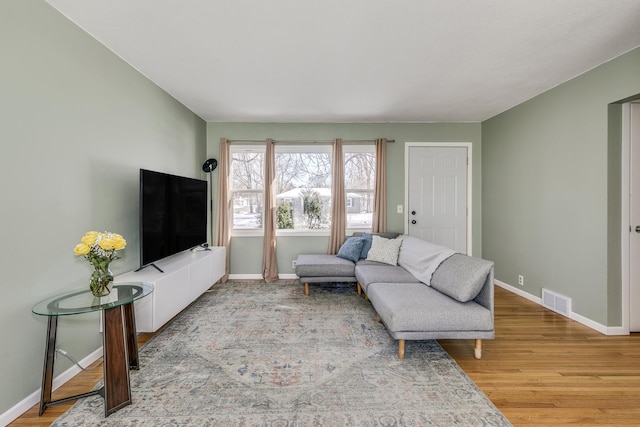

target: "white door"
[406,144,469,254]
[630,102,640,331]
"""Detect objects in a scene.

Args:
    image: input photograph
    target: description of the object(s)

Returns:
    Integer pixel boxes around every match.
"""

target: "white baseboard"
[0,347,103,427]
[228,274,263,280]
[495,279,542,305]
[495,280,622,336]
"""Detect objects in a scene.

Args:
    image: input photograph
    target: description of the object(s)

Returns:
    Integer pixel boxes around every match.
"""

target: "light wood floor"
[10,286,640,426]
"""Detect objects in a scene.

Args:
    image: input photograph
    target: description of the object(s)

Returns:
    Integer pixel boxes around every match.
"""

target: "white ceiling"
[45,0,640,123]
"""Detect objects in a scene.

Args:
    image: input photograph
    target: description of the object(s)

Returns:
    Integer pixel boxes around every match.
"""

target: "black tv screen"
[139,169,207,268]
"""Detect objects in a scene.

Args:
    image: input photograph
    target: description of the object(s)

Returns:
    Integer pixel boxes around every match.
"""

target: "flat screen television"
[139,169,208,270]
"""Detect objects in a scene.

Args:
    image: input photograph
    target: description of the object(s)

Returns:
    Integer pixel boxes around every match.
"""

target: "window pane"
[344,152,375,190]
[231,151,264,190]
[344,150,375,230]
[346,190,374,229]
[232,191,263,229]
[275,149,332,230]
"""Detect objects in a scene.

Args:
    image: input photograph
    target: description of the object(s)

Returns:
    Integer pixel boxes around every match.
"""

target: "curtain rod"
[227,138,395,144]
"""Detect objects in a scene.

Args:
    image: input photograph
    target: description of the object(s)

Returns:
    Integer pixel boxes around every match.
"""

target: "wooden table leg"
[39,316,58,416]
[102,305,132,417]
[123,301,140,370]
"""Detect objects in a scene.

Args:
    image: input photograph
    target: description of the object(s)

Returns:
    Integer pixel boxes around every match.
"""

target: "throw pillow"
[366,235,403,266]
[336,237,366,262]
[430,254,493,302]
[359,232,373,259]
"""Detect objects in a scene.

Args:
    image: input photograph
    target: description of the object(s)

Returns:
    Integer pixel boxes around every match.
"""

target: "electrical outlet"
[292,260,297,269]
[518,275,524,286]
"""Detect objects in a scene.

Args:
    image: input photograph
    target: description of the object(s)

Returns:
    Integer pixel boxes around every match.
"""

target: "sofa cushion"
[366,236,403,266]
[397,235,456,285]
[430,254,493,302]
[367,282,493,333]
[337,237,365,262]
[295,254,355,278]
[355,262,420,293]
[351,232,401,259]
[359,232,373,259]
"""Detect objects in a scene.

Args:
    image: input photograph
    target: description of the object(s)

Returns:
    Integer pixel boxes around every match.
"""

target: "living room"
[2,1,640,425]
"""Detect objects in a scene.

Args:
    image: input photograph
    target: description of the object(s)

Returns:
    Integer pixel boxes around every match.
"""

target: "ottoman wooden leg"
[398,339,405,359]
[357,282,362,295]
[304,282,309,296]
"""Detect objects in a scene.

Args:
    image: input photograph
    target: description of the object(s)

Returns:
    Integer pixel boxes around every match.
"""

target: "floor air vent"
[542,288,572,317]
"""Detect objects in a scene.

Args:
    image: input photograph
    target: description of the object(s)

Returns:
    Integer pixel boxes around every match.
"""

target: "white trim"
[495,279,541,304]
[495,280,620,335]
[404,142,473,255]
[228,273,264,280]
[621,102,631,334]
[0,347,103,427]
[276,229,331,237]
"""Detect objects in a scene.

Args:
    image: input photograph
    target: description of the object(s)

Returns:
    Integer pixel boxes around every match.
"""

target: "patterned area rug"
[52,281,511,426]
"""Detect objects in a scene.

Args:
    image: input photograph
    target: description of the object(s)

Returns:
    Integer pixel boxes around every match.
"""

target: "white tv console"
[116,247,225,332]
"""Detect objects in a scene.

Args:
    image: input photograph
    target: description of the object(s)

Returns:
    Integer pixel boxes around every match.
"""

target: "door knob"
[411,210,416,215]
[411,220,417,225]
[636,225,640,233]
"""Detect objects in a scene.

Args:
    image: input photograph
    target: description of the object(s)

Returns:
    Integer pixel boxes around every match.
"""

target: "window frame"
[229,145,265,236]
[344,144,376,233]
[228,142,376,237]
[274,144,333,236]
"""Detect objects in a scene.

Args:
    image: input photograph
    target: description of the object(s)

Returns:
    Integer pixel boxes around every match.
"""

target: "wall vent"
[541,288,572,318]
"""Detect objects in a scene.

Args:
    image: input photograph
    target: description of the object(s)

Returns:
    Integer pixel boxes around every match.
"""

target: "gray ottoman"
[295,254,357,295]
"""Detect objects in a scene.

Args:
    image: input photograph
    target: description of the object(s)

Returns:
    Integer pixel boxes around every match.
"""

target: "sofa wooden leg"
[375,313,381,323]
[398,339,405,359]
[304,282,309,296]
[474,339,482,359]
[364,294,369,301]
[357,282,362,295]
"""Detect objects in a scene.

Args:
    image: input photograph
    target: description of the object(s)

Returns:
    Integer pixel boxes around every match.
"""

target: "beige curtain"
[328,138,346,254]
[262,138,279,282]
[214,137,231,283]
[372,138,387,233]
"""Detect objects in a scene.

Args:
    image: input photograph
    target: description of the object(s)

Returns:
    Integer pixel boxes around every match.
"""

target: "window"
[274,145,332,231]
[344,145,376,230]
[230,146,264,229]
[229,142,375,234]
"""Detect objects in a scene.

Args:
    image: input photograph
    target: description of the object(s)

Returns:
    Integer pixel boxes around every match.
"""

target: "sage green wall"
[482,47,640,326]
[0,1,206,417]
[206,122,482,276]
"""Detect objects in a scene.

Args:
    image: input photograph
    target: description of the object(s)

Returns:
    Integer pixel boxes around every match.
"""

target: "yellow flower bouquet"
[74,231,126,297]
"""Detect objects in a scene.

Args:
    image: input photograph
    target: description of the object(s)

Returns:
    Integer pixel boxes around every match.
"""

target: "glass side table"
[32,282,153,417]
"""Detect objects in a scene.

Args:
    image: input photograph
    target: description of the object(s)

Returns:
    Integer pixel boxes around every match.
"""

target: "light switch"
[397,205,403,214]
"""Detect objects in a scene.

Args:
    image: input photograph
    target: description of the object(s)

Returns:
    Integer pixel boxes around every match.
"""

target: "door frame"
[622,102,631,334]
[404,142,473,255]
[622,101,640,334]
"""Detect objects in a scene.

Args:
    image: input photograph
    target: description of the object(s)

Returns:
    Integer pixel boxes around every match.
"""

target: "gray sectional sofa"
[295,233,495,359]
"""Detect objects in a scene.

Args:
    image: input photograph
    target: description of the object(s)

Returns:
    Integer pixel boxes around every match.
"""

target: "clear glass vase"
[89,260,113,297]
